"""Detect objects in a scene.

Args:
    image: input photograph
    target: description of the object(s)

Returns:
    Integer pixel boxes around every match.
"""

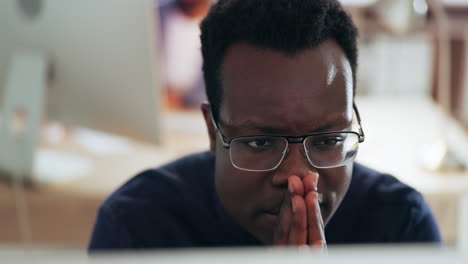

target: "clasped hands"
[273,172,326,249]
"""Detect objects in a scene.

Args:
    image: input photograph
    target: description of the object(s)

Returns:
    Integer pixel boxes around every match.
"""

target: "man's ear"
[201,102,216,154]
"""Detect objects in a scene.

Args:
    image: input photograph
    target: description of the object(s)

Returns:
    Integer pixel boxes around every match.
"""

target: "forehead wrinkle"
[219,111,351,135]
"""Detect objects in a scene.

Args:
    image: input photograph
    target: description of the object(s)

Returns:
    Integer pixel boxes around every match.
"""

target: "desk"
[356,96,468,244]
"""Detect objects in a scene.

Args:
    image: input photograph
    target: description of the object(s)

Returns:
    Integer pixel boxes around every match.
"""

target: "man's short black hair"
[200,0,358,122]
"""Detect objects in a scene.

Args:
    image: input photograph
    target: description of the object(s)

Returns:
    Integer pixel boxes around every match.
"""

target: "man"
[89,0,441,250]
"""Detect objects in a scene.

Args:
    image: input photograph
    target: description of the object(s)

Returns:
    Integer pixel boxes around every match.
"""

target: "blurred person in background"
[90,0,441,250]
[158,0,212,109]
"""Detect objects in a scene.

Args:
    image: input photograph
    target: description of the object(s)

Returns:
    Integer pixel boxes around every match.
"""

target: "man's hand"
[273,173,326,248]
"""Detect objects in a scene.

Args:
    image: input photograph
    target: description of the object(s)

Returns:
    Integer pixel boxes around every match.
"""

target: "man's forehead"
[220,39,352,100]
[218,39,353,131]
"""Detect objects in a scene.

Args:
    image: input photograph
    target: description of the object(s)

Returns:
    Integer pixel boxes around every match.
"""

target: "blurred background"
[0,0,467,251]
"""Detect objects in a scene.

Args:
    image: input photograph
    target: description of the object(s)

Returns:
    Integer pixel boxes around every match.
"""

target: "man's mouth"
[266,208,281,216]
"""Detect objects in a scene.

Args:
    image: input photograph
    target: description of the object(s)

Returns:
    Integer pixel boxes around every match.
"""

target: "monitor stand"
[0,52,47,184]
[460,195,468,254]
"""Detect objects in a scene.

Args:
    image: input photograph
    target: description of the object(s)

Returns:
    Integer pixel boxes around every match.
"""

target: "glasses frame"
[211,102,366,171]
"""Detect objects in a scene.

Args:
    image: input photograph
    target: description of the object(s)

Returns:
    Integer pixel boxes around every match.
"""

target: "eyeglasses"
[212,103,365,172]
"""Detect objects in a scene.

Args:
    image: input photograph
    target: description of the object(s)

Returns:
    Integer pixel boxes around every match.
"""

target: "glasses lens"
[230,136,288,171]
[304,132,359,168]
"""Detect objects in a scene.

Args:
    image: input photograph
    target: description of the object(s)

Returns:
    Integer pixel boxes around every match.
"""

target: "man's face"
[203,39,354,244]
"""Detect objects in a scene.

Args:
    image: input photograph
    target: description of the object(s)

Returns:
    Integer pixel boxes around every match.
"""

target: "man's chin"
[247,213,277,245]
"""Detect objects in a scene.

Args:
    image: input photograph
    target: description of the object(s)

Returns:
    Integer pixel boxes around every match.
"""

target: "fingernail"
[312,240,325,248]
[313,172,319,185]
[291,198,296,213]
[288,182,294,194]
[318,193,323,203]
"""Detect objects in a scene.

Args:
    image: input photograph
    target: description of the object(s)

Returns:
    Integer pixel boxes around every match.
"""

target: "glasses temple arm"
[209,109,230,148]
[353,102,365,142]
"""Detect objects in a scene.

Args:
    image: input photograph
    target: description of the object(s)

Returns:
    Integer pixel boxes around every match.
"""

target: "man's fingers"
[276,175,322,246]
[288,175,304,197]
[288,195,307,245]
[306,191,326,245]
[274,176,306,246]
[303,172,319,194]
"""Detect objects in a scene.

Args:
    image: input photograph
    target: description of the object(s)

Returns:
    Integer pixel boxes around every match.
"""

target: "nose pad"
[300,143,307,156]
[301,143,312,165]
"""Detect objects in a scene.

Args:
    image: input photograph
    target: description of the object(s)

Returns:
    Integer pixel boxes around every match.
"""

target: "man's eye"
[314,137,343,147]
[247,138,272,148]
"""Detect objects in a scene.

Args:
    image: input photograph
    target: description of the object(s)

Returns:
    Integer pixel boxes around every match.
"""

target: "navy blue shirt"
[89,151,441,250]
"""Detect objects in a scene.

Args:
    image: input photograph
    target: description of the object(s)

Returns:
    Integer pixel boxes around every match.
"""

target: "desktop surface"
[0,245,466,264]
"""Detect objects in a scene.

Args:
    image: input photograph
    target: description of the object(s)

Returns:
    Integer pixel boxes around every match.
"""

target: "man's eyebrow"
[220,117,351,135]
[311,118,351,133]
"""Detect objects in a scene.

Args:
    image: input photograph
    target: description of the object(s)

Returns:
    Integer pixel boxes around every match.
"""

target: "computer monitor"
[0,245,466,264]
[0,0,161,181]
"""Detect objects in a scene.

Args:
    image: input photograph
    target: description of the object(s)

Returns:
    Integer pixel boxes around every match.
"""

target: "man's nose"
[271,143,317,186]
